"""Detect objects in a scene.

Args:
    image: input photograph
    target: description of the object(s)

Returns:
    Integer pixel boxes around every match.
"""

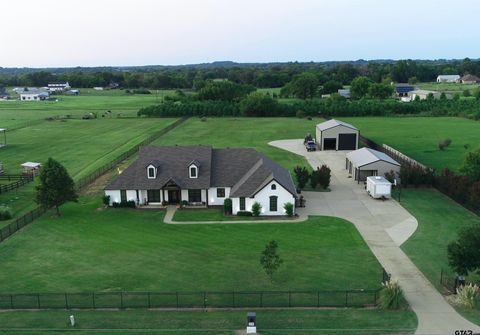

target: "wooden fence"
[0,174,34,195]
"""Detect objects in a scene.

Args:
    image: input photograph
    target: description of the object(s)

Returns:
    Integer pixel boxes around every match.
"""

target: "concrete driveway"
[270,139,480,335]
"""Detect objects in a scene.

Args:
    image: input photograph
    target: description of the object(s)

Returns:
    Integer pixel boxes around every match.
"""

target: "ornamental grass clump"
[455,284,479,309]
[379,280,404,309]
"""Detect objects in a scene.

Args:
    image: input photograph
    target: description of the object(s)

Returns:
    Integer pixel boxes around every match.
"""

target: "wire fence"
[0,174,34,195]
[0,289,380,310]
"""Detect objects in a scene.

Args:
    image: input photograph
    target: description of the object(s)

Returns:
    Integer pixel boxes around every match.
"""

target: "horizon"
[1,0,479,68]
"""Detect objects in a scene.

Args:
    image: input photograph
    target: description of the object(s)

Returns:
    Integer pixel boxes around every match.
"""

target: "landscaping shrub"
[237,211,252,217]
[112,200,136,208]
[0,206,12,221]
[102,195,110,206]
[379,280,404,310]
[309,169,319,189]
[284,202,294,217]
[180,200,189,208]
[296,110,306,118]
[251,202,262,217]
[438,138,452,151]
[454,284,479,309]
[293,166,310,189]
[399,164,434,187]
[317,165,331,189]
[132,89,151,94]
[223,198,232,215]
[384,170,397,184]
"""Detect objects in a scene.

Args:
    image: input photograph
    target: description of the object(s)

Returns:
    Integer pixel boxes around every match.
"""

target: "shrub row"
[111,200,136,208]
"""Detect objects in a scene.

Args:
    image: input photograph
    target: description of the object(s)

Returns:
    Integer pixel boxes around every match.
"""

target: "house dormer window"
[147,166,156,179]
[189,166,198,178]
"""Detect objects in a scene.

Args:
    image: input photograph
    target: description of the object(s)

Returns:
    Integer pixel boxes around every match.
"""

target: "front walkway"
[270,139,480,335]
[164,206,309,224]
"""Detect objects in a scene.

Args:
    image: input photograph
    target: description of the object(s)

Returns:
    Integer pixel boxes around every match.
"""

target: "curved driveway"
[270,139,480,335]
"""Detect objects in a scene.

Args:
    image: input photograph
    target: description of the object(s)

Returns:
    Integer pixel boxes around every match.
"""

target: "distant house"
[105,146,297,216]
[0,87,9,100]
[19,89,49,101]
[407,89,441,101]
[47,82,70,92]
[93,87,104,91]
[337,89,351,98]
[105,82,120,89]
[394,84,415,97]
[459,74,480,84]
[436,75,460,83]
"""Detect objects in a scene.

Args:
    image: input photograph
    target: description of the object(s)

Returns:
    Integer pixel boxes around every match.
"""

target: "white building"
[105,146,297,216]
[436,75,460,83]
[407,89,441,101]
[19,89,49,101]
[47,82,70,92]
[346,147,401,182]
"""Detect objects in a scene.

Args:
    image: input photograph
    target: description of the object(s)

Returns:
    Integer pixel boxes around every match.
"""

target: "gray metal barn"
[316,119,359,151]
[346,148,400,182]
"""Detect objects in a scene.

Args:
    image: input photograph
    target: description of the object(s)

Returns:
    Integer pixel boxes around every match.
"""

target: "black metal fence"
[0,206,47,242]
[0,174,34,194]
[76,117,188,189]
[0,289,380,310]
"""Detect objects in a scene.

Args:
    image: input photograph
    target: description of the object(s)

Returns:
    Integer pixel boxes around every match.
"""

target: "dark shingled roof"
[106,146,297,197]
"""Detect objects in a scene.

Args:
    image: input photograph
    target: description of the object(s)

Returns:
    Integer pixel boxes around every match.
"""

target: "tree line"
[1,58,480,89]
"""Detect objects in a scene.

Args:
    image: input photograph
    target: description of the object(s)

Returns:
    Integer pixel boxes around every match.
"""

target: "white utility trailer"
[366,176,392,199]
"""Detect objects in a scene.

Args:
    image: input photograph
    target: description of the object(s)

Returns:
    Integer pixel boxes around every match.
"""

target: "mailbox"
[246,312,256,334]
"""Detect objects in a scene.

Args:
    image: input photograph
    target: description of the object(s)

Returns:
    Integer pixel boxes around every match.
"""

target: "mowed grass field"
[0,309,417,335]
[416,82,479,93]
[153,117,323,172]
[340,117,480,171]
[399,188,480,325]
[0,197,383,293]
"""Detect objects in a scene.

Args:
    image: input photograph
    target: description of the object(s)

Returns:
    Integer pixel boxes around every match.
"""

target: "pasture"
[417,82,479,93]
[340,116,480,171]
[0,196,383,293]
[153,117,323,172]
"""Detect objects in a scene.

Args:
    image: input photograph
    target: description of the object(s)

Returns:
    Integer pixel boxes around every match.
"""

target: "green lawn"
[0,309,417,334]
[153,117,323,172]
[173,208,267,221]
[339,117,480,171]
[399,188,480,324]
[0,196,383,293]
[416,82,479,93]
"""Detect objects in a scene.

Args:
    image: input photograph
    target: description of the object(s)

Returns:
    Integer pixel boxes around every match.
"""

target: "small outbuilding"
[0,128,6,148]
[407,89,441,101]
[437,75,460,83]
[459,74,480,84]
[316,119,359,151]
[346,148,400,182]
[21,162,41,176]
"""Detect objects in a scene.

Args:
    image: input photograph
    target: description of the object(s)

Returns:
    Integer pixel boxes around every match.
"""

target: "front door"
[168,190,180,204]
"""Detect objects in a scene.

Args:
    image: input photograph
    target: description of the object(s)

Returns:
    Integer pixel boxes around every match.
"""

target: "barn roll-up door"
[338,133,357,150]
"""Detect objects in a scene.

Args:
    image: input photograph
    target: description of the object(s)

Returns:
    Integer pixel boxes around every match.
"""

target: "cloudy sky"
[1,0,479,67]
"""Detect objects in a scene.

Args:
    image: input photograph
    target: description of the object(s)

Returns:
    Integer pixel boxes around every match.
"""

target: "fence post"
[10,294,13,309]
[92,292,96,309]
[232,291,235,308]
[37,294,41,308]
[147,292,151,309]
[440,269,443,285]
[317,291,320,307]
[374,290,377,306]
[176,292,179,308]
[260,292,263,307]
[65,293,69,309]
[203,292,207,309]
[288,291,291,307]
[120,292,124,309]
[345,291,349,307]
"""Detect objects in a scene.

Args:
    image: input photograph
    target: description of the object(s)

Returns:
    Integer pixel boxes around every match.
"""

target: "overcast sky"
[1,0,479,67]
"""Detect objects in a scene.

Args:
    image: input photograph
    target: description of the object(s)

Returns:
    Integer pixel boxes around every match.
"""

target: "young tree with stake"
[260,240,283,281]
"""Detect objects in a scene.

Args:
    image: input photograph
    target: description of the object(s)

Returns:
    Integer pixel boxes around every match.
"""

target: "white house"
[407,89,441,101]
[436,75,460,83]
[105,146,298,216]
[19,89,49,101]
[47,82,70,92]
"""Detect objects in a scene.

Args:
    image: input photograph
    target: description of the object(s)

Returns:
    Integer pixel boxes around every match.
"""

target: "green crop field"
[0,309,417,334]
[417,82,479,93]
[153,117,322,172]
[0,196,383,293]
[340,117,480,171]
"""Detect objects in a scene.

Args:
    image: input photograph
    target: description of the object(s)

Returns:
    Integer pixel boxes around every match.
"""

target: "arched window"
[147,166,156,179]
[269,196,278,212]
[271,184,276,190]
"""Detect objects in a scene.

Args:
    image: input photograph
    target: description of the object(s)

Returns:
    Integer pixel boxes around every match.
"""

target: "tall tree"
[350,76,373,99]
[448,224,480,275]
[290,73,319,99]
[260,240,283,281]
[36,158,78,216]
[461,148,480,182]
